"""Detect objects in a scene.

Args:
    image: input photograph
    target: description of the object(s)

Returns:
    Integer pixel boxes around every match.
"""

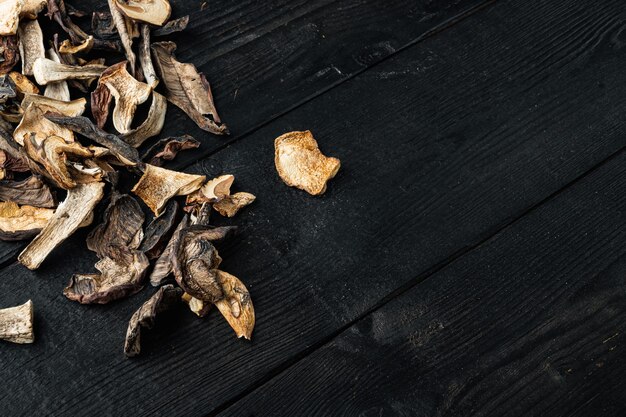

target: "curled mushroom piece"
[13,103,75,145]
[17,18,44,76]
[213,192,256,218]
[90,82,112,128]
[32,58,107,85]
[20,0,46,19]
[0,175,55,208]
[186,174,234,207]
[215,270,254,340]
[58,36,94,55]
[121,91,166,147]
[132,164,205,215]
[149,213,188,286]
[9,71,39,97]
[142,134,200,166]
[0,35,19,74]
[139,199,178,259]
[153,15,188,37]
[274,130,341,195]
[151,42,228,135]
[18,181,105,270]
[44,48,70,101]
[0,201,54,240]
[181,292,210,317]
[0,0,23,36]
[22,94,86,116]
[0,300,34,344]
[98,61,151,134]
[107,0,136,75]
[124,284,182,357]
[114,0,171,26]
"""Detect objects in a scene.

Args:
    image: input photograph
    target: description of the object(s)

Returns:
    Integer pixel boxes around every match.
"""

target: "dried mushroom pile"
[0,0,257,356]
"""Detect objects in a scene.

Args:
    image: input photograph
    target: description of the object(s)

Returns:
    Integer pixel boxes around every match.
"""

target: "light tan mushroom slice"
[58,36,94,55]
[0,0,23,36]
[121,91,166,147]
[186,174,234,206]
[99,61,151,134]
[114,0,171,26]
[181,292,210,317]
[0,201,54,239]
[9,71,39,99]
[0,300,34,344]
[213,192,256,218]
[17,18,44,75]
[44,48,70,101]
[14,103,74,146]
[215,270,255,340]
[139,23,158,88]
[132,164,205,216]
[274,130,341,196]
[19,0,45,19]
[21,94,86,116]
[108,0,136,75]
[32,58,107,85]
[18,181,105,270]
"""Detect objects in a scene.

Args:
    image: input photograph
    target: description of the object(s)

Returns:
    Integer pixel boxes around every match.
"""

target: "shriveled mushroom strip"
[58,36,93,55]
[0,0,23,36]
[142,134,199,166]
[153,15,189,37]
[32,58,107,85]
[43,48,70,101]
[150,214,188,286]
[121,91,166,147]
[0,300,34,344]
[132,164,205,215]
[139,23,157,88]
[0,175,55,208]
[21,94,86,116]
[0,35,19,75]
[107,0,136,75]
[44,115,140,166]
[18,181,105,269]
[90,82,112,128]
[186,174,234,206]
[215,270,255,340]
[17,18,44,75]
[98,61,151,134]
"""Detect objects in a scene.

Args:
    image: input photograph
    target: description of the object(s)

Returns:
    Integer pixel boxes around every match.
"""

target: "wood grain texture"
[219,149,626,417]
[2,0,626,416]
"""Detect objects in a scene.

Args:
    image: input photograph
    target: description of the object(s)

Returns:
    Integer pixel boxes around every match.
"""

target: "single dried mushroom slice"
[0,300,34,344]
[21,94,86,116]
[0,0,22,36]
[121,91,166,147]
[0,175,55,208]
[215,270,254,340]
[213,192,255,218]
[14,103,74,145]
[139,199,178,259]
[17,18,45,76]
[32,58,107,85]
[153,15,188,37]
[107,0,136,74]
[18,181,105,269]
[91,82,112,128]
[186,174,234,207]
[149,213,188,286]
[274,130,340,195]
[9,71,39,96]
[114,0,171,26]
[0,149,29,178]
[87,193,144,258]
[132,164,205,215]
[98,61,151,134]
[151,41,228,135]
[0,201,54,240]
[64,247,149,304]
[124,284,182,357]
[58,36,93,55]
[43,48,70,101]
[142,134,199,166]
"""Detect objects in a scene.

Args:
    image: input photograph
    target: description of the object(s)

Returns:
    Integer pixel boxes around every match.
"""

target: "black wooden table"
[2,0,626,415]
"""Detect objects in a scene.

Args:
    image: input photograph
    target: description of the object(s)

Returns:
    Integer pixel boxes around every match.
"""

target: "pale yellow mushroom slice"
[58,36,94,55]
[99,61,151,134]
[14,102,75,146]
[0,300,34,344]
[213,192,256,217]
[274,130,341,195]
[0,201,54,239]
[132,164,205,216]
[21,94,86,117]
[215,270,255,340]
[18,182,105,270]
[114,0,171,26]
[0,0,23,36]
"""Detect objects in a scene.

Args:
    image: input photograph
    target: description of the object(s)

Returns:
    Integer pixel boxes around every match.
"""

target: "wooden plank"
[218,150,626,417]
[3,0,626,416]
[0,0,489,265]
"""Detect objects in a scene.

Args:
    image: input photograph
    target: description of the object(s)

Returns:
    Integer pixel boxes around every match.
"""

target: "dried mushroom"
[142,134,199,166]
[43,48,70,101]
[0,300,34,344]
[121,91,166,147]
[17,18,44,75]
[107,0,136,74]
[98,61,151,134]
[0,149,29,178]
[32,57,107,85]
[124,284,182,357]
[90,82,112,128]
[213,192,255,218]
[215,270,254,339]
[21,94,86,116]
[132,164,205,215]
[274,130,340,195]
[20,0,46,19]
[14,103,74,145]
[18,182,104,269]
[181,292,209,317]
[114,0,170,26]
[151,42,228,135]
[0,0,22,36]
[152,15,188,37]
[0,35,19,74]
[0,175,55,207]
[149,213,188,286]
[139,199,178,259]
[186,174,234,206]
[9,71,39,96]
[0,201,54,240]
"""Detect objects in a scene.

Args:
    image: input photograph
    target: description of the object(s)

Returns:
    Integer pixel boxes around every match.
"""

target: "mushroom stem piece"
[0,300,34,344]
[32,58,106,85]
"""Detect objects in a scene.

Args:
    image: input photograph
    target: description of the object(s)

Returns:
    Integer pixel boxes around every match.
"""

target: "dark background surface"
[1,0,626,416]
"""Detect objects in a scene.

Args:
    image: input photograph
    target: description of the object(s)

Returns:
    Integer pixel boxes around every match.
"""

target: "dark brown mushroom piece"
[91,11,117,40]
[0,175,55,208]
[124,284,182,357]
[91,82,112,129]
[0,150,30,179]
[152,15,189,37]
[142,134,200,166]
[149,213,188,286]
[0,35,19,75]
[151,42,228,135]
[139,199,178,259]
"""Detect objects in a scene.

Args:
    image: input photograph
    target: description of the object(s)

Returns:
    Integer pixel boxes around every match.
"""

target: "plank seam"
[207,143,626,416]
